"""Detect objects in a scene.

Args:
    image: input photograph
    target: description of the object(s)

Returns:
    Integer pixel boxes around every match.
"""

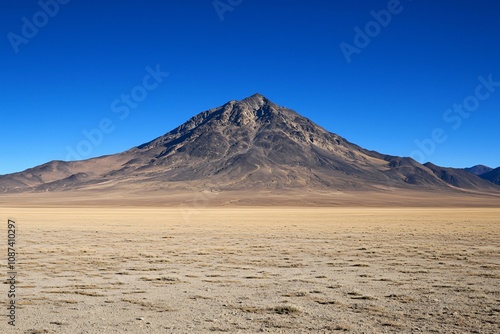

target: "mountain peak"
[464,164,493,176]
[243,92,266,100]
[239,93,271,109]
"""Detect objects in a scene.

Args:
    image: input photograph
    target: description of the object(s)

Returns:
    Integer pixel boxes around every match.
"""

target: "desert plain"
[1,199,499,333]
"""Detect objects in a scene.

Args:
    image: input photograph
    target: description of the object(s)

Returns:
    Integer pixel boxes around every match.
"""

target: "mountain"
[1,94,499,195]
[463,165,500,186]
[464,165,493,176]
[424,163,498,190]
[479,167,500,185]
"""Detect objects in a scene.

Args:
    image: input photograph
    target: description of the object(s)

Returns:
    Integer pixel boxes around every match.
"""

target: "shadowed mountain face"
[479,167,500,185]
[464,165,493,176]
[423,163,498,190]
[1,94,499,194]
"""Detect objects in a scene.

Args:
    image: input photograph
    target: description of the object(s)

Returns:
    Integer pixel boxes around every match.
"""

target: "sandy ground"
[1,188,500,208]
[1,207,499,333]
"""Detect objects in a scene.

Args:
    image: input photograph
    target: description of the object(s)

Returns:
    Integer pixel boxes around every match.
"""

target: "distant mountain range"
[464,165,500,185]
[464,165,493,176]
[1,94,499,195]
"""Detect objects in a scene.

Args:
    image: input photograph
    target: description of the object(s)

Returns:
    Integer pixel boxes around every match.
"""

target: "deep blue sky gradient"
[1,0,499,175]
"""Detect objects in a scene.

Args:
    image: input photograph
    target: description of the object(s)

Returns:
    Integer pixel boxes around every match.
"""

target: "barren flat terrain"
[1,207,499,333]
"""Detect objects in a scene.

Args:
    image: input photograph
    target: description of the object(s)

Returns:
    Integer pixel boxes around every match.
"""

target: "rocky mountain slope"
[1,94,498,194]
[479,167,500,185]
[464,165,493,176]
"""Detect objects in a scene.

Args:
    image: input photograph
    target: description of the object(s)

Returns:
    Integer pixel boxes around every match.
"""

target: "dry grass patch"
[202,279,239,284]
[25,330,49,334]
[122,290,147,294]
[237,305,301,315]
[315,299,337,305]
[381,320,404,328]
[140,276,181,283]
[270,305,302,315]
[42,290,105,297]
[189,295,212,300]
[121,298,174,312]
[282,291,307,297]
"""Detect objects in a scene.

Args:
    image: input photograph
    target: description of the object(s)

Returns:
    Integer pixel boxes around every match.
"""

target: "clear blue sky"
[1,0,499,175]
